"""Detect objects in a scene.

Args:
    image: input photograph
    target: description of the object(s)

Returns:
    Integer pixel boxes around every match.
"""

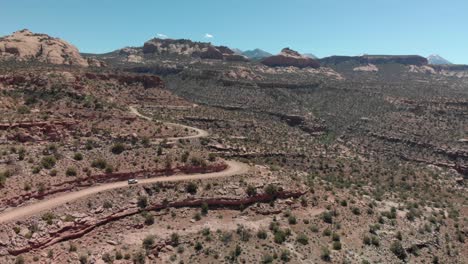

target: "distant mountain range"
[241,49,272,60]
[303,53,318,59]
[427,54,452,65]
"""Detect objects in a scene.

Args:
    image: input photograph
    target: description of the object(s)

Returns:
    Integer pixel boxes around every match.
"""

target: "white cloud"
[204,33,214,39]
[157,33,168,39]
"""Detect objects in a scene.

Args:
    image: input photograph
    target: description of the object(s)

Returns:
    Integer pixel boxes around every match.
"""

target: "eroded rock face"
[0,29,96,67]
[261,48,320,68]
[83,73,164,88]
[141,38,249,61]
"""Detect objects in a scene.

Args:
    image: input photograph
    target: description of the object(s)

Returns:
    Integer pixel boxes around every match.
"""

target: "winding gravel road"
[129,106,209,140]
[0,160,249,223]
[0,107,248,223]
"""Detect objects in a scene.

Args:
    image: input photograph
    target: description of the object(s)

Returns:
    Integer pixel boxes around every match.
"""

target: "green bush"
[296,233,309,245]
[264,184,279,197]
[41,156,56,169]
[390,241,407,260]
[288,215,297,225]
[321,247,331,261]
[332,241,342,250]
[322,211,333,224]
[91,158,107,169]
[73,153,83,161]
[66,167,77,177]
[142,235,155,250]
[257,229,268,239]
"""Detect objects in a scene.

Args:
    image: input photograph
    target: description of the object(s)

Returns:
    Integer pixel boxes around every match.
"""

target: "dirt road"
[129,106,209,140]
[0,160,249,223]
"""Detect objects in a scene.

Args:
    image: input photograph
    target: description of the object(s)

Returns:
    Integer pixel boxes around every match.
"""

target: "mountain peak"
[427,54,452,65]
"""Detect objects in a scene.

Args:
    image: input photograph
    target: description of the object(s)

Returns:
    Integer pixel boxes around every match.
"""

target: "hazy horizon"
[1,0,467,63]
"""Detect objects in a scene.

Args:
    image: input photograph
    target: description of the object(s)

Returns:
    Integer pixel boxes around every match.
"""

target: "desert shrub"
[332,241,342,250]
[143,212,154,225]
[103,200,113,209]
[288,215,297,225]
[66,167,77,177]
[208,153,216,161]
[69,243,77,252]
[220,232,233,244]
[105,165,114,173]
[321,247,331,261]
[274,229,288,244]
[351,207,361,215]
[73,153,83,161]
[137,196,148,209]
[111,143,125,154]
[0,173,6,187]
[79,255,88,264]
[390,241,407,260]
[322,228,332,237]
[32,166,41,174]
[280,249,291,262]
[194,241,203,251]
[257,229,268,239]
[91,158,107,169]
[142,235,155,250]
[332,232,340,241]
[15,256,25,264]
[296,233,309,245]
[201,202,209,215]
[132,251,145,264]
[236,225,251,242]
[246,185,257,196]
[186,182,198,194]
[41,212,55,225]
[141,137,150,147]
[264,184,279,197]
[322,211,333,224]
[115,251,123,260]
[170,233,180,246]
[181,151,189,162]
[310,224,319,233]
[262,254,274,264]
[17,105,30,114]
[363,235,371,245]
[193,212,201,221]
[41,156,56,169]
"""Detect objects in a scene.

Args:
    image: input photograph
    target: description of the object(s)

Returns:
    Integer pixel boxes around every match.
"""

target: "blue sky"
[1,0,467,63]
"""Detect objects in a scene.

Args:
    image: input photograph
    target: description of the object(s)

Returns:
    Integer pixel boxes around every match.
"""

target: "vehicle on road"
[128,179,138,184]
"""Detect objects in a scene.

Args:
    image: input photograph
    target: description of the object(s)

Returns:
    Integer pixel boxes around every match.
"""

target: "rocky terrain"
[0,29,103,67]
[0,30,466,264]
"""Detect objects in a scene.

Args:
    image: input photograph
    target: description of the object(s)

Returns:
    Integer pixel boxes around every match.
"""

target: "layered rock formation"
[141,38,249,61]
[260,48,320,68]
[320,55,428,66]
[0,29,101,67]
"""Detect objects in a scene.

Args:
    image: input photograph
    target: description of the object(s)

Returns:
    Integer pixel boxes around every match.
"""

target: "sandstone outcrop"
[141,38,249,61]
[261,48,320,68]
[0,29,101,67]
